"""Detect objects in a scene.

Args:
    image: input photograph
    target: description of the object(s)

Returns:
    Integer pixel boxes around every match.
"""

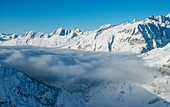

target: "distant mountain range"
[1,13,170,53]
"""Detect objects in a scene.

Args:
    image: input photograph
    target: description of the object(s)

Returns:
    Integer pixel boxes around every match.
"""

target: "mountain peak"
[28,30,37,34]
[57,27,65,31]
[166,13,170,17]
[72,28,81,33]
[147,15,167,23]
[131,19,138,23]
[51,28,71,36]
[99,24,112,30]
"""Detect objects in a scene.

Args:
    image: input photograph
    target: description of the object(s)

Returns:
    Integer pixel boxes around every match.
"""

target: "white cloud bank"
[0,46,157,89]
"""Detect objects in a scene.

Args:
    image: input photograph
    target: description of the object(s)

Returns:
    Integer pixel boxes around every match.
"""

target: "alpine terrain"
[0,13,170,107]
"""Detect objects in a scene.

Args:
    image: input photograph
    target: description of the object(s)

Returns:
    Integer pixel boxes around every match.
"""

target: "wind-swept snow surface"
[0,46,170,107]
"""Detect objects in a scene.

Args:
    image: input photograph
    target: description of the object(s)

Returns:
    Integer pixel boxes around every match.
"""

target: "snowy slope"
[0,64,85,107]
[1,13,170,53]
[140,42,170,73]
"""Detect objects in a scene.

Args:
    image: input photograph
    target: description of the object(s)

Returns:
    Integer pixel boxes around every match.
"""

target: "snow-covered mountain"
[1,13,170,53]
[1,13,170,107]
[0,64,85,107]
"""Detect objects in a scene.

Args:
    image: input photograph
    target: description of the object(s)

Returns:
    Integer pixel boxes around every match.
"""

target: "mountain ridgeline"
[1,14,170,53]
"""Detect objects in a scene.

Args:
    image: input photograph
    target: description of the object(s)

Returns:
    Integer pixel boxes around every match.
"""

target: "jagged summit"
[99,24,112,30]
[22,31,37,36]
[131,19,138,23]
[166,13,170,17]
[21,31,47,39]
[147,15,170,24]
[72,28,81,33]
[50,28,71,36]
[49,28,81,36]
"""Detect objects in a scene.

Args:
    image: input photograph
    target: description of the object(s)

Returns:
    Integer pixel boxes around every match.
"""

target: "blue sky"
[0,0,170,34]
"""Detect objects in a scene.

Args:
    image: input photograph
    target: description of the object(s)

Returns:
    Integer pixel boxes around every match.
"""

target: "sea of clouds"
[0,46,157,89]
